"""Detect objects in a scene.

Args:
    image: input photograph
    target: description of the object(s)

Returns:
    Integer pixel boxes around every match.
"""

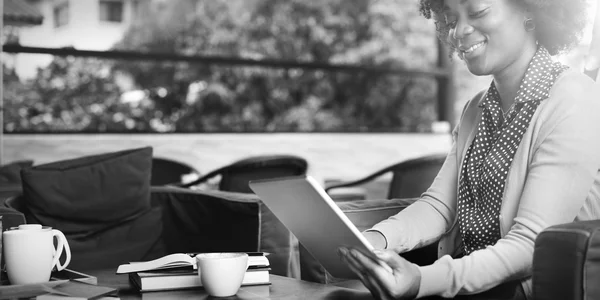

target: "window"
[53,2,69,28]
[99,0,124,23]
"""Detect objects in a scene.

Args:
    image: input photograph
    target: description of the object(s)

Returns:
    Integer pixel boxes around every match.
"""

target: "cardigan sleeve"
[369,138,458,253]
[416,77,600,298]
[368,92,484,253]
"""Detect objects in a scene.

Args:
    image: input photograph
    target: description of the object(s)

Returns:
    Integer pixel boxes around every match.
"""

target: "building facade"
[12,0,138,79]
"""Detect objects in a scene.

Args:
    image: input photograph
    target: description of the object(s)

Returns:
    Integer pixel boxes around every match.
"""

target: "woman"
[339,0,600,299]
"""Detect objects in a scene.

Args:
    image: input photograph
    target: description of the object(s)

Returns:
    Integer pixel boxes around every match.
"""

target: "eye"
[469,7,489,18]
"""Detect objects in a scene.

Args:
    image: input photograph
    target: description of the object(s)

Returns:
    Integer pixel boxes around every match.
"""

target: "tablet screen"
[249,175,377,279]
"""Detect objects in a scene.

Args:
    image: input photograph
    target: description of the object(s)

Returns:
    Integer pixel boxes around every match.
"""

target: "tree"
[4,0,440,133]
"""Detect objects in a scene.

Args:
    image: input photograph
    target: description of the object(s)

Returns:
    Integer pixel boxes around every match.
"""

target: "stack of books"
[116,252,270,292]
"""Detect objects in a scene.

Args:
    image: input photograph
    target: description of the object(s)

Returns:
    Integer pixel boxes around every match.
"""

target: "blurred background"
[1,0,597,184]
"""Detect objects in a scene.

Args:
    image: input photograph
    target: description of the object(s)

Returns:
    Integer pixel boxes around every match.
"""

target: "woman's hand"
[338,247,421,300]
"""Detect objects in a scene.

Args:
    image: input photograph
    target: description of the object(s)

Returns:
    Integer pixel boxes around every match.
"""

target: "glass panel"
[99,0,123,23]
[53,2,69,28]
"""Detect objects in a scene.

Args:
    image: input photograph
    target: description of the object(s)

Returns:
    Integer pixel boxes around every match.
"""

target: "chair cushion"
[0,160,34,202]
[67,207,165,271]
[149,187,300,278]
[0,160,33,184]
[149,187,261,254]
[20,147,153,234]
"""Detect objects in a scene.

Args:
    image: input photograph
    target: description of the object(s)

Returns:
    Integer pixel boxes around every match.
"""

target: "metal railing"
[2,41,456,130]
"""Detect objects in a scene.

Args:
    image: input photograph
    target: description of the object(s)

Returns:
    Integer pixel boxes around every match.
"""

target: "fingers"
[373,249,409,270]
[340,247,421,300]
[351,247,394,274]
[338,247,387,299]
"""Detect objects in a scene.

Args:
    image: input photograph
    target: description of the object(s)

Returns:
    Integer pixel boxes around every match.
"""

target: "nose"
[451,19,475,41]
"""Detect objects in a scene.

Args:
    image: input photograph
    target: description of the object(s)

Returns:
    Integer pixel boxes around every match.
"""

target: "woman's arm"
[366,93,483,253]
[416,82,600,298]
[369,142,459,253]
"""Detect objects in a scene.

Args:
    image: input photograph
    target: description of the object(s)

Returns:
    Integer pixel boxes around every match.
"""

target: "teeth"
[464,42,485,54]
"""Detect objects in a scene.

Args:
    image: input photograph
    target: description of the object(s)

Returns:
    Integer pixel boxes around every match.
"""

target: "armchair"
[325,153,447,200]
[151,157,200,186]
[532,219,600,300]
[178,154,308,193]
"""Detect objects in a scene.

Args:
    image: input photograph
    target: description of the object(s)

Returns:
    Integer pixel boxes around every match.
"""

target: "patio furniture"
[151,157,199,186]
[0,160,34,203]
[325,153,447,200]
[178,154,308,194]
[3,195,597,299]
[5,186,299,278]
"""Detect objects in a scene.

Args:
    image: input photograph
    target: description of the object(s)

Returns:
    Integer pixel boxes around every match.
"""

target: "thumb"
[373,250,406,270]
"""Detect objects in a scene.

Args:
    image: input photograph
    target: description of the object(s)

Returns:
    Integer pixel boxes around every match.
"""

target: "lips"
[459,40,487,59]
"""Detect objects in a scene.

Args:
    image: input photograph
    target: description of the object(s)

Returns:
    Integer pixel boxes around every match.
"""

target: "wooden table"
[87,269,377,300]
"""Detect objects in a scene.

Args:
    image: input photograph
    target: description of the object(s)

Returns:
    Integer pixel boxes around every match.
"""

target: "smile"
[460,41,487,59]
[463,42,485,53]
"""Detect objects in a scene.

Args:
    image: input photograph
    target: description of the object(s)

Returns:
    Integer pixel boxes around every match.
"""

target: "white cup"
[2,224,71,285]
[196,253,249,297]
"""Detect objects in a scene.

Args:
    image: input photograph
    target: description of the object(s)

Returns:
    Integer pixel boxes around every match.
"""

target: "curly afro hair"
[419,0,591,56]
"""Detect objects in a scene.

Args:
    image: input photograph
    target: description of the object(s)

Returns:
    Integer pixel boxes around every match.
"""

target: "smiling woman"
[338,0,600,299]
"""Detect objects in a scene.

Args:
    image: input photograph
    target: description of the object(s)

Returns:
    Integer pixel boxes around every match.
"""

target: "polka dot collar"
[478,46,558,109]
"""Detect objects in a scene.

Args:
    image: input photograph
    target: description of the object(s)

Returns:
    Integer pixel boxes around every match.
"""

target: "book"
[130,267,271,292]
[116,252,269,274]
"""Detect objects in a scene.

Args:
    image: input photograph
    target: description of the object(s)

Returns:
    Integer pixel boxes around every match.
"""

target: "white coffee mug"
[196,253,249,297]
[3,224,71,285]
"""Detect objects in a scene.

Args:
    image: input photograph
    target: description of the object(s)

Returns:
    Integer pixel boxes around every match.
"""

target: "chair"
[151,157,200,186]
[325,153,447,200]
[0,160,34,203]
[178,155,309,194]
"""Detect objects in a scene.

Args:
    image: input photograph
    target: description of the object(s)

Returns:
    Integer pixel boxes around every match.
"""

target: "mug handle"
[51,229,72,271]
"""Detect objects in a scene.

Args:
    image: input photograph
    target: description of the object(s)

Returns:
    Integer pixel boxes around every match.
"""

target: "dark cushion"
[20,147,153,234]
[149,186,300,278]
[5,194,164,271]
[149,187,261,254]
[67,207,165,271]
[532,220,600,300]
[0,160,33,184]
[0,160,34,202]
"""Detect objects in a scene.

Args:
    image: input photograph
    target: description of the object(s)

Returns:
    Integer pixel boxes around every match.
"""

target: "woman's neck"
[492,45,538,112]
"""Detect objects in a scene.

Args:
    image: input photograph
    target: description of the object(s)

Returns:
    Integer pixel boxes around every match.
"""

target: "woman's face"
[443,0,536,76]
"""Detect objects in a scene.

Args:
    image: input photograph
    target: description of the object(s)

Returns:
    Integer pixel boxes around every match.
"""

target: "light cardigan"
[370,69,600,299]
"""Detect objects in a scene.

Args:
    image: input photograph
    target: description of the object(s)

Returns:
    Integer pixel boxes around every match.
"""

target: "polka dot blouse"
[457,47,569,255]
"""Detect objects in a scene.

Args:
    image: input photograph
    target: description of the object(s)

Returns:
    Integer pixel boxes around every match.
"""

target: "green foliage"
[4,0,439,133]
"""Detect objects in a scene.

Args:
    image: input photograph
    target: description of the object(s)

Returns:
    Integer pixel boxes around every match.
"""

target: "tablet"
[249,175,377,279]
